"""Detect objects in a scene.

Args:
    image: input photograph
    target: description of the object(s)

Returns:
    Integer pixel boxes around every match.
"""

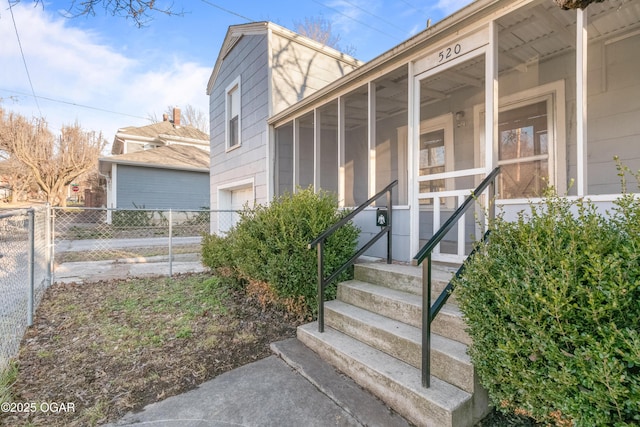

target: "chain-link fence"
[0,208,51,371]
[52,208,238,278]
[1,206,238,367]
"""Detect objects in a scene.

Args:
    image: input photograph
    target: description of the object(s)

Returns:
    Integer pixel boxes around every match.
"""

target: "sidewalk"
[53,253,207,283]
[107,339,410,427]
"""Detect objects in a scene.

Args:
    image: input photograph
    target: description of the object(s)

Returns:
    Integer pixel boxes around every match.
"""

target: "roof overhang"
[206,21,363,95]
[98,157,209,174]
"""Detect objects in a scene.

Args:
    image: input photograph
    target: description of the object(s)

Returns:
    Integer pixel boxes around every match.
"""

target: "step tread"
[325,299,470,365]
[356,262,457,283]
[341,279,463,317]
[298,322,472,411]
[271,338,411,427]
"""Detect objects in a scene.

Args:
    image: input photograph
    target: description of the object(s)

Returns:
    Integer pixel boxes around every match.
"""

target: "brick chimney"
[172,107,181,126]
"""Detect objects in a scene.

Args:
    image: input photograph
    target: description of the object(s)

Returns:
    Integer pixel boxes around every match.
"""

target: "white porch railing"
[417,168,488,263]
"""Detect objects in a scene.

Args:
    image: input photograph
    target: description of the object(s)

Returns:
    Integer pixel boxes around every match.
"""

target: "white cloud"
[0,3,210,141]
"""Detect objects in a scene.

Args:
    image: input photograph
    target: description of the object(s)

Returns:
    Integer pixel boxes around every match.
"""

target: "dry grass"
[1,273,302,426]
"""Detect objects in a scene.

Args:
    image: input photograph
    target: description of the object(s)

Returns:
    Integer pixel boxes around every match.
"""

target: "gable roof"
[206,21,363,95]
[118,121,209,141]
[112,120,209,155]
[99,145,210,175]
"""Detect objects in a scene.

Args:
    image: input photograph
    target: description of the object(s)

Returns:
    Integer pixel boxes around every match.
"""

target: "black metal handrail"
[309,180,398,332]
[413,166,500,387]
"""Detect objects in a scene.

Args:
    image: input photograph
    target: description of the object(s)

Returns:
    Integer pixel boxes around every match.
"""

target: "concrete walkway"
[53,253,207,284]
[107,339,409,427]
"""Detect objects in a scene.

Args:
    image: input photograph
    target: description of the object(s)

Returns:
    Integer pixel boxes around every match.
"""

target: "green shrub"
[455,188,640,426]
[201,233,235,273]
[201,188,360,316]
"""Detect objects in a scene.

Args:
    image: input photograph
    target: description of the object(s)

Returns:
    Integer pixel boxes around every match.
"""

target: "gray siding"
[116,165,209,210]
[209,34,270,209]
[585,32,640,194]
[270,33,361,115]
[354,209,411,262]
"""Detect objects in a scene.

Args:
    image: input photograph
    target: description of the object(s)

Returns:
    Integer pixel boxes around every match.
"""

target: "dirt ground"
[1,273,304,427]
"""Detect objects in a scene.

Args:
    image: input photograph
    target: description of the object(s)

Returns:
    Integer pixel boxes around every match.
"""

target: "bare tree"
[0,109,107,206]
[148,105,209,134]
[12,0,183,27]
[181,104,209,134]
[0,157,35,203]
[294,16,357,57]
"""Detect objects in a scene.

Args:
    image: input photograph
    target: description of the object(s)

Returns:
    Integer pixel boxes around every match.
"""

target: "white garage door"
[218,184,253,233]
[230,186,253,211]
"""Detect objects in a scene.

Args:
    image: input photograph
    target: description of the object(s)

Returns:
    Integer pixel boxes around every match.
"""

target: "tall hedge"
[202,188,359,316]
[455,190,639,426]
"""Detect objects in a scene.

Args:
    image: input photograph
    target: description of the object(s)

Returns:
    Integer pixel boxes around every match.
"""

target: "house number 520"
[438,44,462,62]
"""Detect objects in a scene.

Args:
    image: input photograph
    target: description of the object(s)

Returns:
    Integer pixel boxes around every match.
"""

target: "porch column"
[314,109,321,191]
[576,9,588,196]
[485,20,499,173]
[409,61,419,258]
[368,81,377,198]
[293,118,299,190]
[338,97,346,208]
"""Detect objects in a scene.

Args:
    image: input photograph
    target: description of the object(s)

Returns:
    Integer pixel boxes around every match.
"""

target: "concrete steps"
[297,323,472,427]
[293,262,489,427]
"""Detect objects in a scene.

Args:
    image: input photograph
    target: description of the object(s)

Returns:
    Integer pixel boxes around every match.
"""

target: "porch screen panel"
[319,101,339,194]
[375,65,408,205]
[497,0,576,196]
[586,2,640,194]
[344,86,369,207]
[275,122,293,197]
[417,54,486,258]
[298,112,314,190]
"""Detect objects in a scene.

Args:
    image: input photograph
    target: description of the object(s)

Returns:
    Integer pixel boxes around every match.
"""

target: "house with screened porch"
[207,1,639,424]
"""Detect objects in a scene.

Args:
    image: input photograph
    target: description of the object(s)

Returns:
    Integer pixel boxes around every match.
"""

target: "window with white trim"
[498,100,549,199]
[225,77,241,150]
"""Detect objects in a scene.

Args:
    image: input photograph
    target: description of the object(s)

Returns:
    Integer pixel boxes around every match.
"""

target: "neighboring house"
[208,0,640,262]
[112,107,210,155]
[101,109,211,221]
[206,21,363,229]
[98,144,210,222]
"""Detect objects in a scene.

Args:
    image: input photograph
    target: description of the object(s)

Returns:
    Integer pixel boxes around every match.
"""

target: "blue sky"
[0,0,473,142]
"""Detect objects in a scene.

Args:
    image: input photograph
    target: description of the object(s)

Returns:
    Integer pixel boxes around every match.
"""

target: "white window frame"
[225,76,241,152]
[474,80,567,203]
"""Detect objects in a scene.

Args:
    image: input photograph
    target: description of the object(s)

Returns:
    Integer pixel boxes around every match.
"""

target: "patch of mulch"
[1,273,304,427]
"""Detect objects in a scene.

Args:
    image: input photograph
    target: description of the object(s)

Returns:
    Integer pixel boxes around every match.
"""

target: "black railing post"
[488,178,496,224]
[317,242,325,333]
[309,180,398,334]
[414,167,501,388]
[422,254,432,387]
[386,186,392,264]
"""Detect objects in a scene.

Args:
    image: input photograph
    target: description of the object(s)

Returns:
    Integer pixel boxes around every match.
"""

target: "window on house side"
[226,78,240,150]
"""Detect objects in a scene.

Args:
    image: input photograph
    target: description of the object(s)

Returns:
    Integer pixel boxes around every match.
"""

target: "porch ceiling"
[280,0,639,129]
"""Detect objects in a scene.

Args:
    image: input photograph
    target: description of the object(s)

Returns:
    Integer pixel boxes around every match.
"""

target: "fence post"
[45,204,52,287]
[27,208,35,327]
[50,207,56,286]
[168,209,173,277]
